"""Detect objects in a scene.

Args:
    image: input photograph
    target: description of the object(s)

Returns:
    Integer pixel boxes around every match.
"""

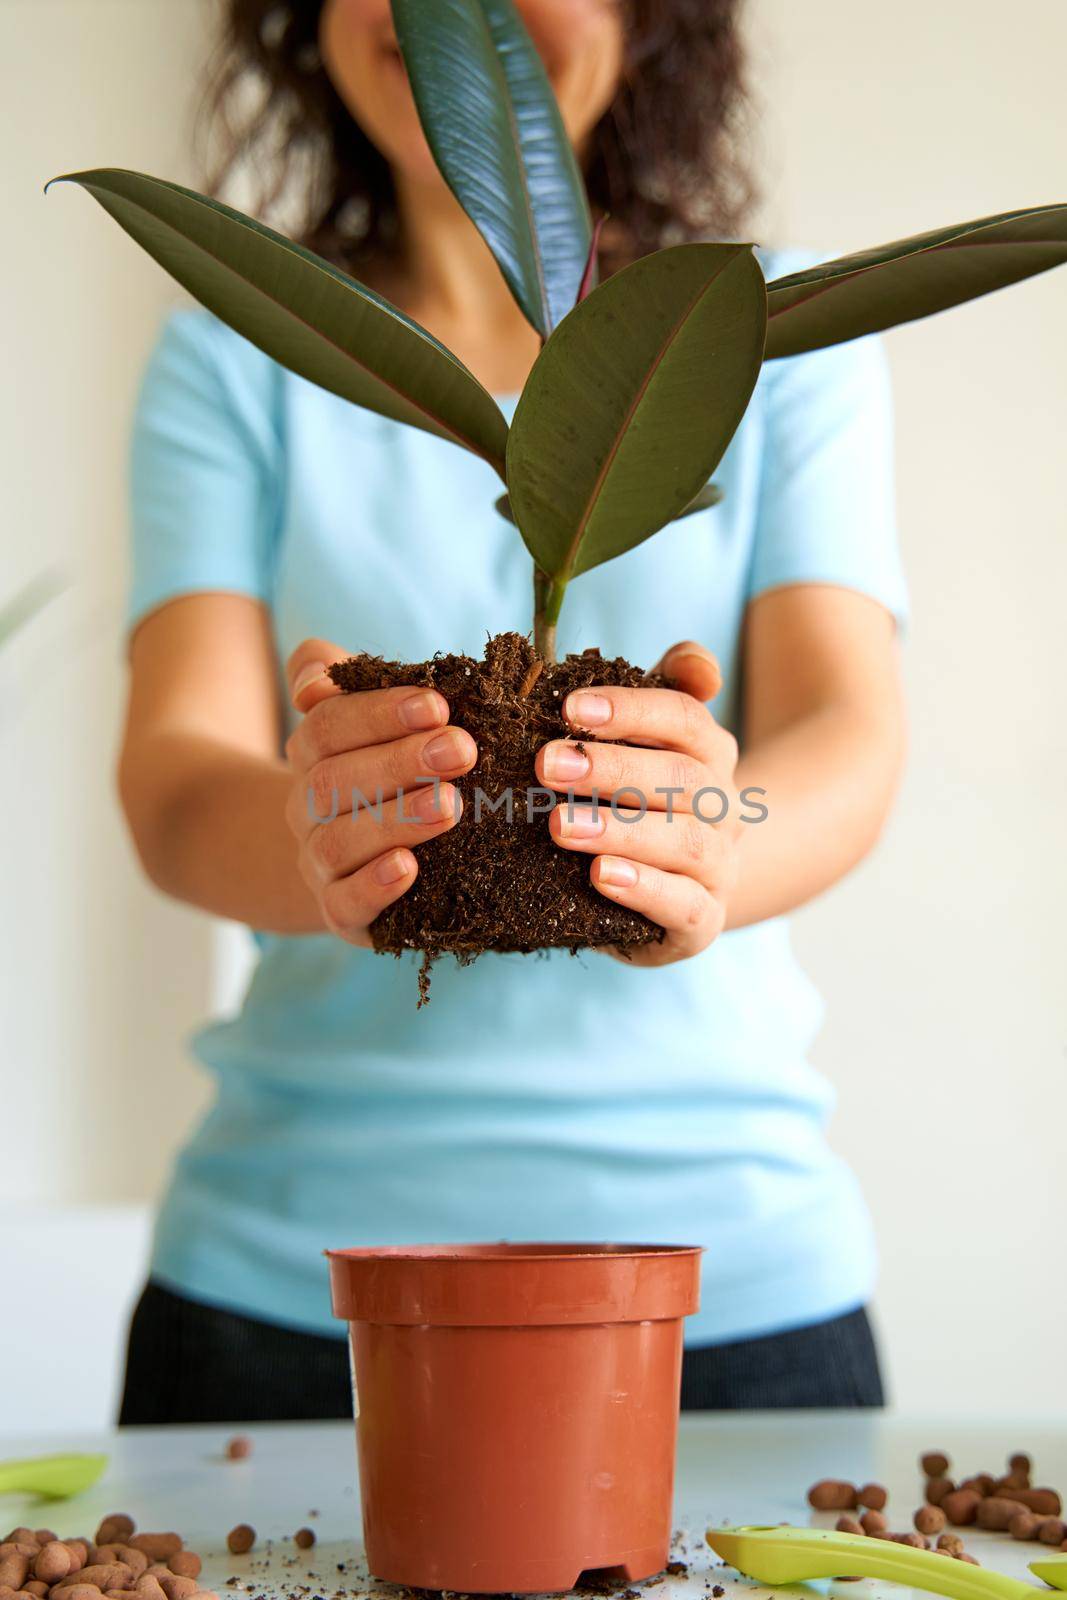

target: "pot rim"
[326,1241,702,1326]
[326,1241,700,1261]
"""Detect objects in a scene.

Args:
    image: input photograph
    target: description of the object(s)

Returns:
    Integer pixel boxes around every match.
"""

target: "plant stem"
[533,613,557,664]
[532,567,565,664]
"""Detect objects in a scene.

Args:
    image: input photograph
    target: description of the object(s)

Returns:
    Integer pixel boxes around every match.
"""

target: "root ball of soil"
[328,632,663,999]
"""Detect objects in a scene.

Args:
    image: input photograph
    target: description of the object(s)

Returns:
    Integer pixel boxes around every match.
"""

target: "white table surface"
[2,1416,1063,1598]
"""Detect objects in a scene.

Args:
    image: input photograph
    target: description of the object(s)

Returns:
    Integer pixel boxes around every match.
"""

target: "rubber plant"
[48,0,1067,987]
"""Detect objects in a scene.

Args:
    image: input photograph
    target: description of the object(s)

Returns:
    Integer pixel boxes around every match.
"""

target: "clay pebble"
[93,1525,134,1552]
[808,1481,858,1512]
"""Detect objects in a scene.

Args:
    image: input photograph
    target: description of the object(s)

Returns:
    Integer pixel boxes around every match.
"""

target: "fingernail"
[292,660,327,700]
[409,782,457,823]
[398,690,447,731]
[422,729,476,772]
[598,857,638,889]
[543,740,590,782]
[557,804,606,840]
[675,649,716,674]
[565,692,611,728]
[670,649,721,693]
[374,850,411,886]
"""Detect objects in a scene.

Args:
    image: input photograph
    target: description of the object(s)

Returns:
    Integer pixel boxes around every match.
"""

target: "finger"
[287,724,477,840]
[301,782,462,888]
[286,683,451,772]
[536,737,704,812]
[549,797,731,883]
[319,848,420,947]
[286,637,353,714]
[562,682,729,763]
[650,639,723,701]
[590,855,725,952]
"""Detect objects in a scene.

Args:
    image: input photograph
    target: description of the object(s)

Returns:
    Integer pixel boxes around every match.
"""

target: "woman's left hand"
[536,640,741,966]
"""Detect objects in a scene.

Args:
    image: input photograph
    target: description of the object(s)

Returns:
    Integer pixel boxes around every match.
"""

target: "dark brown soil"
[329,631,663,1001]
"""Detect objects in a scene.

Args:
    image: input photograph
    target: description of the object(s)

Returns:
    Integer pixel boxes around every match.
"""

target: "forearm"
[120,733,324,933]
[726,702,904,929]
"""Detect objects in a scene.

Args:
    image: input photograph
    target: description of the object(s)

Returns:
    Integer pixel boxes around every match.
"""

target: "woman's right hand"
[284,637,477,945]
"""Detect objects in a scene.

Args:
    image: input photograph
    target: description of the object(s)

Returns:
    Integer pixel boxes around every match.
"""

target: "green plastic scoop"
[0,1453,108,1500]
[706,1524,1067,1600]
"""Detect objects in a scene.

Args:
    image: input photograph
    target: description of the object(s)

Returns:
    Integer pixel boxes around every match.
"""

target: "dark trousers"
[119,1279,884,1422]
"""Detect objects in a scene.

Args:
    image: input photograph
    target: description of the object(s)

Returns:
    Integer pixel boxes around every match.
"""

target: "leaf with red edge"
[576,215,609,305]
[766,202,1067,358]
[47,167,510,475]
[507,242,766,586]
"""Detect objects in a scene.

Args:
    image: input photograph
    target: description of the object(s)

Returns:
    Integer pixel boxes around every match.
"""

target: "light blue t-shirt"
[128,251,906,1347]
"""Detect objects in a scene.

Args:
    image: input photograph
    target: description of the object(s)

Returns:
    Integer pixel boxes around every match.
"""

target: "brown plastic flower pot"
[326,1242,701,1595]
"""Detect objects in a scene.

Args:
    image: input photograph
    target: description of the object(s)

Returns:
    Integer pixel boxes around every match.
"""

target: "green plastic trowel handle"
[1030,1560,1067,1592]
[0,1453,108,1500]
[706,1524,1039,1600]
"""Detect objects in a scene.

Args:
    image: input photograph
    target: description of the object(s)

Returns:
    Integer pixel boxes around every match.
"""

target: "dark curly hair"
[200,0,756,277]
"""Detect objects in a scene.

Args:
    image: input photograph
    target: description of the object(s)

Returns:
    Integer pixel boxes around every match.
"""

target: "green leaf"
[506,243,765,590]
[766,203,1067,359]
[677,482,723,518]
[391,0,591,337]
[495,479,721,526]
[47,168,509,475]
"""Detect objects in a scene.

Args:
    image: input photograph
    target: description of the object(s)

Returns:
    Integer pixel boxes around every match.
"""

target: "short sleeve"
[749,319,908,630]
[127,309,282,632]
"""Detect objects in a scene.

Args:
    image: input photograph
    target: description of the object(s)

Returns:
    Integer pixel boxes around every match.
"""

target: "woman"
[118,0,906,1423]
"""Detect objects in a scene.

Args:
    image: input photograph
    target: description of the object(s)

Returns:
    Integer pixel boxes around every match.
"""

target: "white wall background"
[1,0,1064,1426]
